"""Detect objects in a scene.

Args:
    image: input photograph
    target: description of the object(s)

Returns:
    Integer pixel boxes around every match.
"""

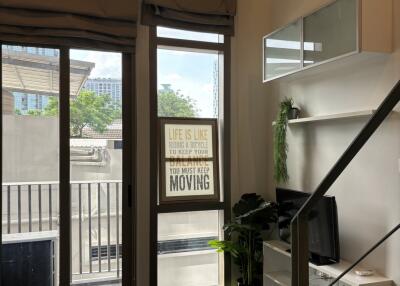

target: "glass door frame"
[0,41,136,286]
[149,26,232,286]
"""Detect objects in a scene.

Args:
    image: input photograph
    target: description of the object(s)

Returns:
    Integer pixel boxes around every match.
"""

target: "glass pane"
[70,50,122,284]
[303,0,357,66]
[157,48,221,118]
[2,45,60,285]
[158,210,224,286]
[157,27,224,43]
[264,19,302,80]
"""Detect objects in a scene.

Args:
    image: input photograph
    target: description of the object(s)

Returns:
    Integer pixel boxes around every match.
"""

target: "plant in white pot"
[274,98,299,183]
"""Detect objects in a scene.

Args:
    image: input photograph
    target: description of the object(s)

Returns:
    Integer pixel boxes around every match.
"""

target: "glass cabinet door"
[264,19,302,81]
[303,0,357,67]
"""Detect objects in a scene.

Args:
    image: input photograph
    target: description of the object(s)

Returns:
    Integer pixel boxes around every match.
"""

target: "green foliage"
[273,98,293,184]
[209,194,277,286]
[43,97,59,116]
[42,91,121,138]
[158,88,198,117]
[27,109,43,116]
[70,91,120,137]
[14,109,22,115]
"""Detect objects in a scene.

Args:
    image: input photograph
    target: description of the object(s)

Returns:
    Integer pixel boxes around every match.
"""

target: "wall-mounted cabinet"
[263,0,393,82]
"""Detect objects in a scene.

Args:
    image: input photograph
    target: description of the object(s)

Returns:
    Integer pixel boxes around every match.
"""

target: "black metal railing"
[1,180,123,282]
[291,80,400,285]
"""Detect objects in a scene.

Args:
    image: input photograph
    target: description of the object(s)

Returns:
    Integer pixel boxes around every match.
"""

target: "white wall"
[257,0,400,284]
[231,0,275,205]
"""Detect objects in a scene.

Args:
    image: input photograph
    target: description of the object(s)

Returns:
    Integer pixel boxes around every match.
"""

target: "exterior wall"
[2,115,122,183]
[231,0,400,284]
[3,115,59,182]
[2,89,14,115]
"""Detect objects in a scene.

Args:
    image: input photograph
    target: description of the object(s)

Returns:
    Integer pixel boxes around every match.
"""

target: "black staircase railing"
[329,223,400,285]
[290,80,400,286]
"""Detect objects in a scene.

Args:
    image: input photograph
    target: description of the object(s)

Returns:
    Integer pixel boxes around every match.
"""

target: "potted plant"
[209,193,278,286]
[274,98,299,183]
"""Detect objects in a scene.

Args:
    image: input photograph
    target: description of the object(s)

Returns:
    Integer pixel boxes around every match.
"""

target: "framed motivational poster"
[159,118,220,204]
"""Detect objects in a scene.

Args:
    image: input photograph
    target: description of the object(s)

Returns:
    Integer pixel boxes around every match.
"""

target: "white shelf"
[263,241,393,286]
[272,109,399,126]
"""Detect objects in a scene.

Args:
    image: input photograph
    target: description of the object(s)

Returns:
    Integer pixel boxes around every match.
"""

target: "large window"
[151,27,230,286]
[157,48,220,119]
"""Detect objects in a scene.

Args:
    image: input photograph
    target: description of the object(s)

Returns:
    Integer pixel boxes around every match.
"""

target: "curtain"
[141,0,237,35]
[0,0,138,50]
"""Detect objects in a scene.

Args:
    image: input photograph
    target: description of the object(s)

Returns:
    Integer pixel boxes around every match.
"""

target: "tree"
[158,88,197,117]
[43,97,59,116]
[44,90,121,138]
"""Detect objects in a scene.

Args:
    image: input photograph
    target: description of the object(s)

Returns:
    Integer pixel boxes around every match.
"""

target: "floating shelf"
[272,109,398,126]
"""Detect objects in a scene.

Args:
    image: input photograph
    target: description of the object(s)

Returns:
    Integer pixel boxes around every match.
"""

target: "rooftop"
[2,49,95,96]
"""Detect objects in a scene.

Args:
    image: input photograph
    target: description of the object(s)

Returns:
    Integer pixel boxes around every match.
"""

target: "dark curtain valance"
[141,0,237,35]
[0,0,138,50]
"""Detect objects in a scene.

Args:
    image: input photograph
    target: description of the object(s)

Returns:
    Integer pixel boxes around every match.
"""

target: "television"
[276,188,340,265]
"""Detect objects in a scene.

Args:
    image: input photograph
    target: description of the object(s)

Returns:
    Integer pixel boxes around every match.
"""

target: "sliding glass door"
[2,45,61,285]
[1,45,134,286]
[70,50,123,284]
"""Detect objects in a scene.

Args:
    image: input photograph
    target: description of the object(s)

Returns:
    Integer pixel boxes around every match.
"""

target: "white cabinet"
[263,0,393,82]
[263,19,302,80]
[263,240,393,286]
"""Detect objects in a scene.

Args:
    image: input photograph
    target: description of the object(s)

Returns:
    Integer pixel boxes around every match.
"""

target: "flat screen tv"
[276,188,340,265]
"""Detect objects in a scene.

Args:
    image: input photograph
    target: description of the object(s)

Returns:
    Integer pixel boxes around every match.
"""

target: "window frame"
[149,27,231,286]
[0,41,136,286]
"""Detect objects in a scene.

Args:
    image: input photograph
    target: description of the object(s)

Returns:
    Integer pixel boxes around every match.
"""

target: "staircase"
[290,80,400,286]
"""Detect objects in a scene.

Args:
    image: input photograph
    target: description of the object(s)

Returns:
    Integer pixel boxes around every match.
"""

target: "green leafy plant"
[209,194,277,286]
[274,98,293,183]
[42,90,121,137]
[158,87,198,117]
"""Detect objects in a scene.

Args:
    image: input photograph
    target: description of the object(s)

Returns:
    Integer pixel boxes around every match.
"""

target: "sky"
[70,27,222,118]
[70,49,122,79]
[157,49,219,118]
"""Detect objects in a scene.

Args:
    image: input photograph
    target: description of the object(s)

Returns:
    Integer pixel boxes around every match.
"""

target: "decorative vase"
[288,107,300,120]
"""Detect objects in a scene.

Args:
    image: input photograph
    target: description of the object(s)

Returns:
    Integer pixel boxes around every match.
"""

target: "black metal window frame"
[149,27,232,286]
[0,41,137,286]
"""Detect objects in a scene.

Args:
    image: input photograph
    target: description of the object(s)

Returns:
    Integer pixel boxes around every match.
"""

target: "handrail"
[291,80,400,285]
[328,223,399,286]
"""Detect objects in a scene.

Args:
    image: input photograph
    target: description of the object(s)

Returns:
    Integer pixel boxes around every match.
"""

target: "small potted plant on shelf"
[209,193,277,286]
[274,97,299,184]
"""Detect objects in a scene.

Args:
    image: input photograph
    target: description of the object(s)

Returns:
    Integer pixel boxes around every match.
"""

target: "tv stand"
[263,240,392,286]
[284,248,335,266]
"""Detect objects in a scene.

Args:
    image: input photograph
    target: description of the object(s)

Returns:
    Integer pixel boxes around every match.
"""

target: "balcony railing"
[1,180,122,283]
